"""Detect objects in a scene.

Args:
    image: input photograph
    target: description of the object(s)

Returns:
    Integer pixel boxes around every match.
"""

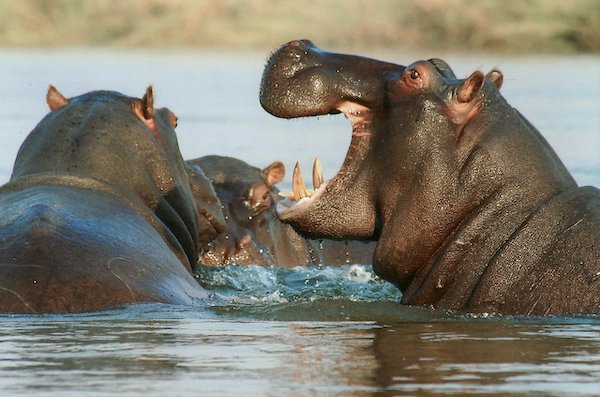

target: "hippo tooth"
[312,157,324,190]
[292,161,310,201]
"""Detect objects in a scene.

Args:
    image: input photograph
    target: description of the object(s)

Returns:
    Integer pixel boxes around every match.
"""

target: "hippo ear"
[132,86,159,133]
[262,161,285,187]
[457,71,485,103]
[46,85,69,111]
[485,69,504,90]
[141,86,155,119]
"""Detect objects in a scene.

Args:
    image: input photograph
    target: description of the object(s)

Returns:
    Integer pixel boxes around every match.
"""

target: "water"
[0,49,599,396]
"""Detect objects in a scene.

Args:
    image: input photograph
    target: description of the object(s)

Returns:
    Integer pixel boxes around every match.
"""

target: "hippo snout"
[260,39,334,118]
[260,39,406,119]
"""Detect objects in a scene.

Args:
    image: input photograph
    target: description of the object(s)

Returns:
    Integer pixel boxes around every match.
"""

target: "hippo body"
[260,40,600,315]
[187,155,375,267]
[0,87,222,313]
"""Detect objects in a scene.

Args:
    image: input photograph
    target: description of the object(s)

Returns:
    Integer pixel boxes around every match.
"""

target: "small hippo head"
[188,155,290,266]
[194,155,284,221]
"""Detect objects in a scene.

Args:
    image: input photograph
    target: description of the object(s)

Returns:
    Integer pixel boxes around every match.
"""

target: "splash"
[195,264,408,321]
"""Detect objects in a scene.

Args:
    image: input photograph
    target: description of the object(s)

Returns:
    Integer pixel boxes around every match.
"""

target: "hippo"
[186,155,375,267]
[0,86,225,313]
[259,39,600,315]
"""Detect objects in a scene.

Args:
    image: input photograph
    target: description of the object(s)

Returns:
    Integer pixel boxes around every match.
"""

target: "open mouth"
[259,39,403,233]
[276,102,373,220]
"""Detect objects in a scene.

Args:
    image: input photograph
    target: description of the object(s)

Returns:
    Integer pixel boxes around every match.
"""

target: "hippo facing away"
[260,40,600,315]
[0,86,224,313]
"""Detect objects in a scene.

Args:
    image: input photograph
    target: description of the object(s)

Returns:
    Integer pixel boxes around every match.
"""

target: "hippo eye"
[409,70,420,80]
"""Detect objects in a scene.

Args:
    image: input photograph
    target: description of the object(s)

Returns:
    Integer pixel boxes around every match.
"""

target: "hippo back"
[0,184,206,313]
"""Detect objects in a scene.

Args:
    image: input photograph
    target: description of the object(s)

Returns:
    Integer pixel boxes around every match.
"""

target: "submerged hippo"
[260,39,600,315]
[0,86,225,313]
[186,155,375,267]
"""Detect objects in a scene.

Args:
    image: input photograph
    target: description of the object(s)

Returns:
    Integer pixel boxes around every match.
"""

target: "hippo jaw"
[276,101,374,220]
[275,116,378,240]
[260,40,406,240]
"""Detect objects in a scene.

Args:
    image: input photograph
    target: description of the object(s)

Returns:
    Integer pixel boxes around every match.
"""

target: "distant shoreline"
[1,0,598,54]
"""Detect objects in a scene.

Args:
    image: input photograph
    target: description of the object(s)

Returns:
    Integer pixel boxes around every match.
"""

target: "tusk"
[292,161,309,201]
[312,157,324,190]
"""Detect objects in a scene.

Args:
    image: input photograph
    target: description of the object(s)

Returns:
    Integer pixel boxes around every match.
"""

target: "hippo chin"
[260,39,600,315]
[187,155,375,267]
[0,86,224,313]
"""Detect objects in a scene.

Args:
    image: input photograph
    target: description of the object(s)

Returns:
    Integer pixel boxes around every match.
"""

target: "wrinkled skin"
[0,86,224,313]
[260,39,600,315]
[187,155,375,267]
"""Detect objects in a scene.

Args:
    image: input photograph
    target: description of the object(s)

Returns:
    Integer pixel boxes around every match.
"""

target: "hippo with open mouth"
[260,39,600,315]
[0,86,225,313]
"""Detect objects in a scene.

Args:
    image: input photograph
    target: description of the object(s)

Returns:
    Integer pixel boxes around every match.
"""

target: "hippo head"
[260,41,502,245]
[260,41,505,277]
[261,40,580,293]
[12,86,218,270]
[189,155,292,266]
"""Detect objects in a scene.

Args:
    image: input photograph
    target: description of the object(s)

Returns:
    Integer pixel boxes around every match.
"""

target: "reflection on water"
[373,322,600,395]
[1,265,600,396]
[0,313,379,397]
[2,307,600,396]
[0,50,599,396]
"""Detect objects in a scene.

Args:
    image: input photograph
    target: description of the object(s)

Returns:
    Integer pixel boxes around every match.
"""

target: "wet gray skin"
[260,40,600,315]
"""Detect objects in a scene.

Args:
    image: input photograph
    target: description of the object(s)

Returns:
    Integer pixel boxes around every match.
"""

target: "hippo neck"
[399,184,544,310]
[2,172,148,211]
[400,184,594,313]
[399,97,579,312]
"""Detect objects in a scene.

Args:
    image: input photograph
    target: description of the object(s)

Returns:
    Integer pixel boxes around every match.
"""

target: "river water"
[0,49,599,396]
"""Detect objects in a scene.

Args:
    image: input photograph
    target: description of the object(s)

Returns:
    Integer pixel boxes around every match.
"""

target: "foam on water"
[196,264,410,321]
[194,263,600,322]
